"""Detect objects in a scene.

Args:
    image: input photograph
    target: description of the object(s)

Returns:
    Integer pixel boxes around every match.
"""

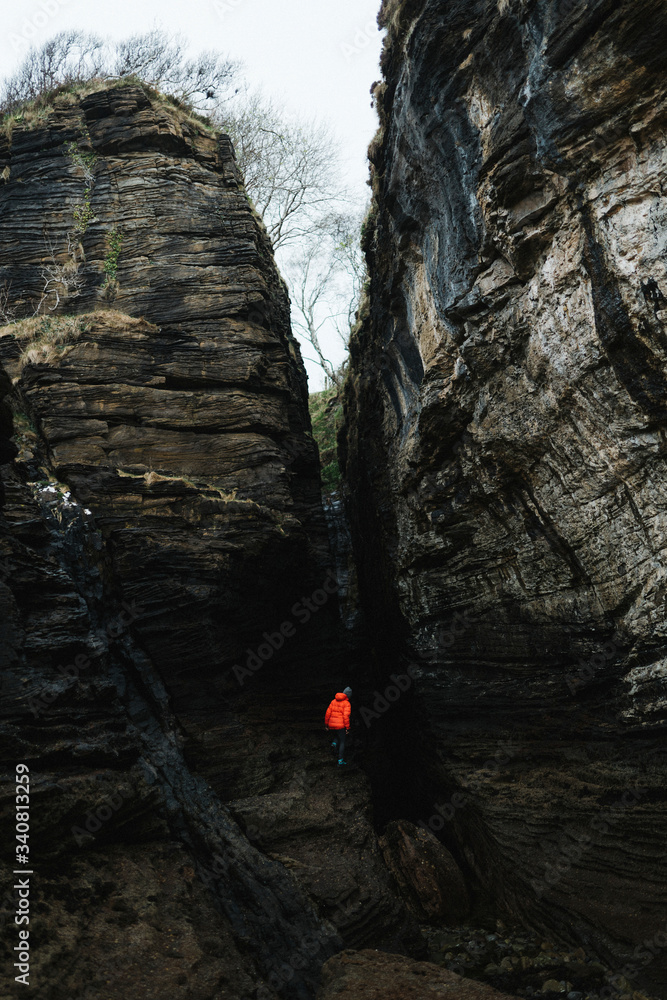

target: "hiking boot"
[337,759,347,766]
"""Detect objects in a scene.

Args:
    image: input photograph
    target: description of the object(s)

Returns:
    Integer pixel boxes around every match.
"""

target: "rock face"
[0,84,331,738]
[342,0,667,993]
[0,83,411,997]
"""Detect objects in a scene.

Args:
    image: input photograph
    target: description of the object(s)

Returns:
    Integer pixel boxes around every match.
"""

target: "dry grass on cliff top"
[0,309,156,374]
[2,77,217,137]
[0,314,87,369]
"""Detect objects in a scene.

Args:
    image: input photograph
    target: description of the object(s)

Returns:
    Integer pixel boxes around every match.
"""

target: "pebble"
[542,980,565,993]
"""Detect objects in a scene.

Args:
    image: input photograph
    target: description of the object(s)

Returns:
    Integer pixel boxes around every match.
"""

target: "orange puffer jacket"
[325,692,351,730]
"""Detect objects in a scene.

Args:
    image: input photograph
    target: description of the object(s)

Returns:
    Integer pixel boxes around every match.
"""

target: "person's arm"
[325,703,332,728]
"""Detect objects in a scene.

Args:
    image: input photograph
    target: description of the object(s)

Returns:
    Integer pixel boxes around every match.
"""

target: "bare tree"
[110,30,238,110]
[216,91,365,386]
[283,210,368,387]
[0,30,238,117]
[326,209,369,339]
[288,240,343,386]
[1,31,106,112]
[0,282,15,325]
[217,90,347,250]
[34,234,83,315]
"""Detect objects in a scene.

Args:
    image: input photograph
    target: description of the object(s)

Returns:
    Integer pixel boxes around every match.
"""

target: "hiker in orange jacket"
[325,687,352,766]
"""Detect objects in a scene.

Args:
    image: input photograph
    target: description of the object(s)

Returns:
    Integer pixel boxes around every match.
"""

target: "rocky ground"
[422,921,660,1000]
[318,922,664,1000]
[318,949,520,1000]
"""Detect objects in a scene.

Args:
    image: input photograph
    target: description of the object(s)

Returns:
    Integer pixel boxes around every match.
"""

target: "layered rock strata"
[0,83,408,997]
[342,0,667,993]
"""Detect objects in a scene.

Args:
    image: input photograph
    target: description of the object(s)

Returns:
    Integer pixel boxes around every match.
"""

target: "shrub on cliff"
[0,29,238,117]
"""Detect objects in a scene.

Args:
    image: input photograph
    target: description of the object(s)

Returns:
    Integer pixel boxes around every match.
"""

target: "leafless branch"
[34,234,83,316]
[0,29,238,116]
[0,282,15,325]
[216,89,348,251]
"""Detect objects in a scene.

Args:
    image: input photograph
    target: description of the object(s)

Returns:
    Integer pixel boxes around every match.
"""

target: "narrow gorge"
[1,1,666,999]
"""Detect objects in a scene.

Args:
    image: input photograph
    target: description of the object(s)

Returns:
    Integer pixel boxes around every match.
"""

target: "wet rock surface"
[342,0,667,994]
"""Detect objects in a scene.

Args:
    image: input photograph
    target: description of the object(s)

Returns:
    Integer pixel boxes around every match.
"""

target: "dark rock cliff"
[342,0,667,994]
[0,84,411,999]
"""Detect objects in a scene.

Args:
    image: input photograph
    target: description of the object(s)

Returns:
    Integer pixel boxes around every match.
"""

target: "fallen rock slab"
[379,818,470,923]
[318,949,521,1000]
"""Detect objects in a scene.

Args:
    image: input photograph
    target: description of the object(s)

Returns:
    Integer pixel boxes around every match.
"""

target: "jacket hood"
[335,692,348,701]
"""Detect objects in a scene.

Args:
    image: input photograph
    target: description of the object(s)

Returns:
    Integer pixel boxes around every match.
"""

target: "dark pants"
[330,728,346,760]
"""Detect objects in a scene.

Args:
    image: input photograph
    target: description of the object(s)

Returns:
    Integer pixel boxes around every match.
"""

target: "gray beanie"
[343,687,352,697]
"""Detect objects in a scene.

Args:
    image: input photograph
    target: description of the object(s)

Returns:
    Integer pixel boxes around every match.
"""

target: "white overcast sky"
[1,0,385,390]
